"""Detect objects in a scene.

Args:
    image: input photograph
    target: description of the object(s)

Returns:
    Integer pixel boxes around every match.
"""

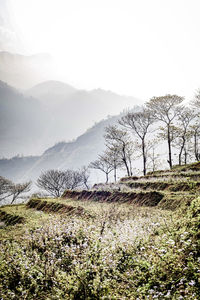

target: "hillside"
[0,162,200,299]
[0,114,120,182]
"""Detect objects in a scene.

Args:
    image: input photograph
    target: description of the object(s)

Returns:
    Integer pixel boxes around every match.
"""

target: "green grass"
[0,196,200,299]
[1,162,200,299]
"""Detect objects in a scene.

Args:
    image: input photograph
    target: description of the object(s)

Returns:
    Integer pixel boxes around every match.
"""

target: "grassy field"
[0,163,200,299]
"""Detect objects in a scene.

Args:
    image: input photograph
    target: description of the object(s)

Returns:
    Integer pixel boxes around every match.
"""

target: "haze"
[6,0,200,100]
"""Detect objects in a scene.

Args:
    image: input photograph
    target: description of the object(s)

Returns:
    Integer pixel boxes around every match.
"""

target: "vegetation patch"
[63,190,164,206]
[120,175,139,182]
[26,198,87,217]
[124,180,200,192]
[0,210,24,226]
[0,197,200,299]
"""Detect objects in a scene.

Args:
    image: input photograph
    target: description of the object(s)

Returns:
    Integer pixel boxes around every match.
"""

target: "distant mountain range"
[0,51,141,183]
[0,51,140,158]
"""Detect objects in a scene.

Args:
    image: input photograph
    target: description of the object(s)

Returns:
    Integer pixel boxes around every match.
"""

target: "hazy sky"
[3,0,200,100]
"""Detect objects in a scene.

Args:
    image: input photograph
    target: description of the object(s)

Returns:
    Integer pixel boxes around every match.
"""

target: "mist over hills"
[0,80,49,157]
[0,50,141,183]
[0,52,140,158]
[0,114,121,183]
[0,78,139,158]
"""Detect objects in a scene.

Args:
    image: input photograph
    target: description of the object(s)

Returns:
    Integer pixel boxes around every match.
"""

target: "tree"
[147,145,161,172]
[119,107,154,175]
[190,121,200,161]
[79,166,90,190]
[37,169,83,197]
[174,107,196,165]
[104,146,123,182]
[104,125,134,176]
[0,176,13,201]
[146,94,184,169]
[10,182,31,204]
[89,154,114,183]
[0,176,31,204]
[191,92,200,161]
[63,169,83,190]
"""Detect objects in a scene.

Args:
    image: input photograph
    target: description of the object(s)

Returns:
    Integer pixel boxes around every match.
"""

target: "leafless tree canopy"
[104,125,134,176]
[146,94,184,168]
[89,154,114,183]
[79,166,90,190]
[0,176,31,204]
[37,169,88,197]
[119,107,154,175]
[0,176,13,201]
[174,107,197,165]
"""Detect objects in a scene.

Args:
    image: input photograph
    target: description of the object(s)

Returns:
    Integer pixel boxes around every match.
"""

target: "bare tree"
[147,145,161,172]
[89,154,114,183]
[146,94,184,169]
[119,107,154,175]
[190,92,200,161]
[64,170,83,190]
[190,121,200,161]
[0,176,13,201]
[104,125,134,176]
[0,176,31,204]
[174,107,196,165]
[37,170,66,197]
[10,182,31,204]
[79,166,90,189]
[104,146,123,182]
[37,169,83,197]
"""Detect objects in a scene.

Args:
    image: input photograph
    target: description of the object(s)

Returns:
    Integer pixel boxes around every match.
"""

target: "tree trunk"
[114,166,117,183]
[194,132,199,161]
[167,126,173,169]
[105,172,109,184]
[179,136,185,166]
[122,145,130,176]
[142,138,146,175]
[184,147,187,165]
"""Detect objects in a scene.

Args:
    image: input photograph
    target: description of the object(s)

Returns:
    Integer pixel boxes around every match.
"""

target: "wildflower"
[189,280,195,286]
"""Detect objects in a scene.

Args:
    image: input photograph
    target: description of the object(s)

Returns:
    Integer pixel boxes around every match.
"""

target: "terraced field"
[0,162,200,299]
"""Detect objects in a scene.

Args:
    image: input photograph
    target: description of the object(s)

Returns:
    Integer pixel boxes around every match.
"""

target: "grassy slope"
[0,162,200,299]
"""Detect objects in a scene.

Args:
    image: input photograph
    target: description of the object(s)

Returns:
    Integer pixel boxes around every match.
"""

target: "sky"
[1,0,200,100]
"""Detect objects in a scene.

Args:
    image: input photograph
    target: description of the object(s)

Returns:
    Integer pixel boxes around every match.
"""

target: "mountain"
[0,51,55,89]
[0,114,121,183]
[0,79,140,158]
[27,81,76,106]
[26,81,140,142]
[0,80,50,157]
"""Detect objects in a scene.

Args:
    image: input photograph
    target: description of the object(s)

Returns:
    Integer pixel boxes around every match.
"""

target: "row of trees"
[0,167,90,203]
[90,93,200,182]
